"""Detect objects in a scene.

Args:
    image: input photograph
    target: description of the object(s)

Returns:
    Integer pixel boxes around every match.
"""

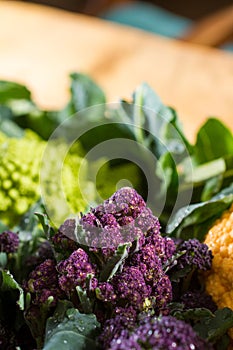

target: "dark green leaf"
[76,285,93,314]
[35,212,55,239]
[194,308,233,344]
[173,307,213,322]
[193,118,233,165]
[156,151,179,202]
[44,306,100,350]
[166,185,233,240]
[99,243,130,282]
[0,270,24,310]
[69,72,106,112]
[0,81,31,103]
[0,105,24,137]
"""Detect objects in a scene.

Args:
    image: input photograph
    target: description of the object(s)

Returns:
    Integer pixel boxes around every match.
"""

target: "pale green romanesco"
[0,131,92,226]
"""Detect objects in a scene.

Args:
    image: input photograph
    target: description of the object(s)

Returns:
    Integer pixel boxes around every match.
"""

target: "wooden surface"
[0,1,233,141]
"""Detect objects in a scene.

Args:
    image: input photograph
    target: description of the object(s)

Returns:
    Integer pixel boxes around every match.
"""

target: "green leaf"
[193,118,233,165]
[35,212,55,239]
[156,151,179,203]
[194,308,233,344]
[166,185,233,240]
[99,243,130,282]
[0,105,24,137]
[0,81,31,103]
[44,306,100,350]
[0,270,24,310]
[76,285,93,314]
[172,307,214,323]
[69,73,106,112]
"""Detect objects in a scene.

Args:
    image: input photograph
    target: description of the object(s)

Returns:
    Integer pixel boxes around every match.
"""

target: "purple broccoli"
[25,259,63,306]
[176,238,213,271]
[108,315,213,350]
[0,230,19,253]
[57,248,97,295]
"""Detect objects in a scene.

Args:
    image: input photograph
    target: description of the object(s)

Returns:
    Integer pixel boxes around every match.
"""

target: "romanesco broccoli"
[0,132,91,226]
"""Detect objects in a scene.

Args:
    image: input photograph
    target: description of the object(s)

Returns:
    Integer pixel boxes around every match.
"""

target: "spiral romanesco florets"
[0,132,90,226]
[0,131,44,224]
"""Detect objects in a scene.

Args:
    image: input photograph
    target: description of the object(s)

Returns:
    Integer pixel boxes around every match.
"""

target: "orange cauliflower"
[204,203,233,341]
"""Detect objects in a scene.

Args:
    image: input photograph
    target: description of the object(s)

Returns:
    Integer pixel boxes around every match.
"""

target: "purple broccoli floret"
[25,259,63,306]
[96,282,117,303]
[99,307,137,349]
[108,315,213,350]
[112,266,151,308]
[104,187,146,220]
[26,241,54,267]
[176,238,213,271]
[57,248,96,295]
[129,244,163,282]
[0,230,19,253]
[52,219,79,253]
[181,290,217,313]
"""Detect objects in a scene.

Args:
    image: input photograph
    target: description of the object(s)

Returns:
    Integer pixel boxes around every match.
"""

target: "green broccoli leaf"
[34,212,55,239]
[0,270,24,310]
[0,105,24,137]
[0,81,31,103]
[172,306,214,323]
[193,118,233,165]
[68,72,106,112]
[99,243,130,282]
[166,184,233,240]
[194,308,233,345]
[43,304,100,350]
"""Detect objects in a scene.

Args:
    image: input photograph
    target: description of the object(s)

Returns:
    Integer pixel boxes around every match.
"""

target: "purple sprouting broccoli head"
[108,315,213,350]
[26,259,63,306]
[79,188,175,263]
[57,248,97,295]
[129,244,163,283]
[52,219,79,253]
[112,266,151,308]
[96,282,117,303]
[0,231,19,253]
[176,238,213,271]
[181,290,217,313]
[26,241,54,268]
[99,307,137,349]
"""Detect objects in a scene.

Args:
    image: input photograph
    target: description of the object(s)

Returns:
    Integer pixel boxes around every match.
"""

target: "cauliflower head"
[204,203,233,340]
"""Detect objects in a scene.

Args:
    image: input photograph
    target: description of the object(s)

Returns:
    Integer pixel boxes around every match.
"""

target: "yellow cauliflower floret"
[204,203,233,341]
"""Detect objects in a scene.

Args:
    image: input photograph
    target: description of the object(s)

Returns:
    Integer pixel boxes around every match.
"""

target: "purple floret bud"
[27,259,58,292]
[99,308,137,349]
[26,241,54,267]
[96,282,117,303]
[57,248,96,294]
[100,214,120,228]
[181,290,217,313]
[152,274,172,309]
[112,266,151,308]
[135,207,160,233]
[129,244,163,282]
[176,238,213,271]
[106,187,146,220]
[52,219,79,252]
[0,231,19,253]
[26,259,63,306]
[109,315,213,350]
